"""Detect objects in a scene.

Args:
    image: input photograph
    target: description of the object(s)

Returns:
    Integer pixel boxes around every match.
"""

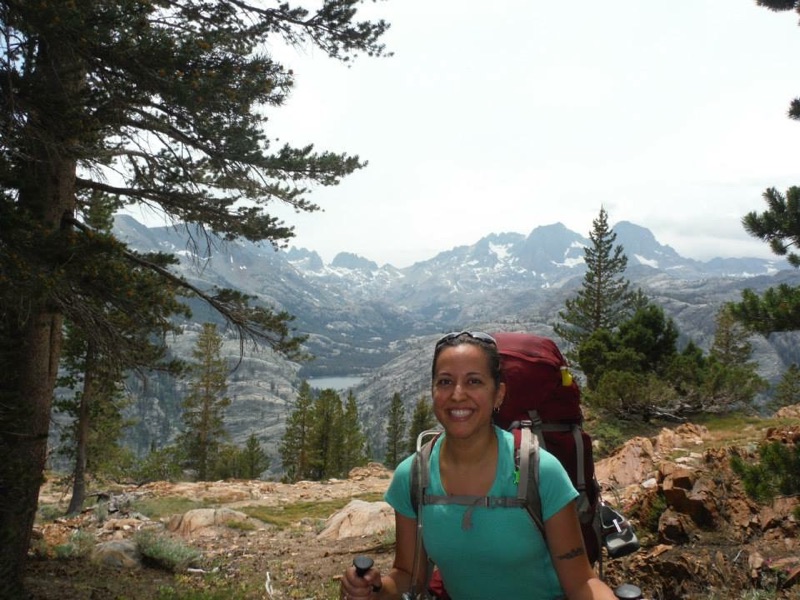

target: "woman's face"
[431,343,505,440]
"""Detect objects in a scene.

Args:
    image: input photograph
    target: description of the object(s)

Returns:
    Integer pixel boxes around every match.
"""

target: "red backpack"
[409,333,603,599]
[492,331,601,564]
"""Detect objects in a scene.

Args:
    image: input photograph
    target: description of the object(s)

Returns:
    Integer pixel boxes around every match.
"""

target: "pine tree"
[729,0,800,335]
[340,391,367,474]
[279,381,314,482]
[0,3,387,591]
[554,207,637,360]
[577,304,678,392]
[55,198,185,514]
[711,306,755,366]
[702,305,767,412]
[406,396,437,455]
[55,331,132,515]
[178,324,231,481]
[240,434,271,480]
[731,187,800,333]
[307,389,345,480]
[385,392,407,469]
[772,364,800,411]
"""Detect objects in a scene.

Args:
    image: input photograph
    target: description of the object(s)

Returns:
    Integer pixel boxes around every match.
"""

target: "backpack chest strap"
[421,493,525,530]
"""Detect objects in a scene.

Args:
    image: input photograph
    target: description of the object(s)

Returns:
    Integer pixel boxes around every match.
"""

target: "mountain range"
[107,215,800,466]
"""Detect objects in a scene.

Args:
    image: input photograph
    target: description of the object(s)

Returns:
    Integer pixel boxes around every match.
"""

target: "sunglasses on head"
[435,331,497,350]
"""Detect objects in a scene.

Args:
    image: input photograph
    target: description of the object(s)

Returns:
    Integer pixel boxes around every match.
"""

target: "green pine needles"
[730,441,800,503]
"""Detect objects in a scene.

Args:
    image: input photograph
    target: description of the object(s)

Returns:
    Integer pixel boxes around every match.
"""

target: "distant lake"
[306,376,364,391]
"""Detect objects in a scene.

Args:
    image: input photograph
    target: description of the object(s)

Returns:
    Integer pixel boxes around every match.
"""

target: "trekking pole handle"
[353,556,382,593]
[614,583,643,599]
[353,555,374,577]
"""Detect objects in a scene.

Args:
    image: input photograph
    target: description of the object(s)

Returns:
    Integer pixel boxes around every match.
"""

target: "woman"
[340,331,617,599]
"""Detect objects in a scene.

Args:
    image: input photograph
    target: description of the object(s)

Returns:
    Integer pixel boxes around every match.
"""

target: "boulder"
[774,403,800,419]
[348,463,392,480]
[662,473,719,527]
[167,507,251,536]
[317,499,394,541]
[658,508,695,544]
[595,437,656,488]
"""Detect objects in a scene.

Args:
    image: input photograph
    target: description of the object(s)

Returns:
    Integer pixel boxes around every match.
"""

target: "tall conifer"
[406,396,437,455]
[279,381,314,482]
[341,391,367,474]
[0,3,387,590]
[385,392,407,469]
[178,324,230,481]
[554,207,637,359]
[307,389,344,480]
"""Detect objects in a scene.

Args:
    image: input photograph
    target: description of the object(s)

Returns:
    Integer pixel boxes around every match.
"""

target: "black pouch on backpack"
[599,501,640,559]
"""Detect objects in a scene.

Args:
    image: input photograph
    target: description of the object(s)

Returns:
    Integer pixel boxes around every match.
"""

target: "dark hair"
[431,331,502,387]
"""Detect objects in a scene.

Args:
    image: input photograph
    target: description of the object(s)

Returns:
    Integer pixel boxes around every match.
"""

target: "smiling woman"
[339,331,618,600]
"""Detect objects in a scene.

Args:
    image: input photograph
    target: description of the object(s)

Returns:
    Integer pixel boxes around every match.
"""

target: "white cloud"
[142,1,800,269]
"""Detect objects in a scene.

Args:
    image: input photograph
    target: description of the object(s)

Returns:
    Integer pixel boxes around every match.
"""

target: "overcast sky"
[150,1,800,268]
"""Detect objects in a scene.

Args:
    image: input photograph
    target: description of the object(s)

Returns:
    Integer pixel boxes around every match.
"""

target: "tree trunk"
[0,312,64,598]
[67,343,97,516]
[0,36,82,596]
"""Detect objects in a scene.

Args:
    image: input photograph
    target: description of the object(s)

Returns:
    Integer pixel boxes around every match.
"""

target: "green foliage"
[732,187,800,334]
[385,392,407,468]
[279,381,314,482]
[730,442,800,502]
[406,395,437,455]
[240,493,384,529]
[588,371,678,421]
[239,434,271,480]
[578,304,678,391]
[587,420,627,459]
[209,435,270,480]
[131,497,210,520]
[208,435,270,480]
[134,530,202,573]
[340,391,368,474]
[635,493,667,534]
[770,364,800,412]
[280,385,366,482]
[307,389,345,479]
[36,504,63,523]
[711,306,755,365]
[131,445,184,483]
[742,186,800,268]
[178,324,231,481]
[156,586,250,600]
[554,207,638,359]
[52,529,96,559]
[583,304,766,421]
[0,0,388,591]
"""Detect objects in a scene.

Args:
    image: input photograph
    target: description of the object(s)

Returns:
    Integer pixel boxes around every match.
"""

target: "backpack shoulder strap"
[516,427,545,537]
[410,428,545,536]
[410,430,440,515]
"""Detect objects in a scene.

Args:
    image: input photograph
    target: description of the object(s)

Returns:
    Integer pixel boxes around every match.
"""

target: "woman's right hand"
[340,562,383,599]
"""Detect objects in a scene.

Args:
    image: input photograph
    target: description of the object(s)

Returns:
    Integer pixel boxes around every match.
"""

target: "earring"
[493,406,500,412]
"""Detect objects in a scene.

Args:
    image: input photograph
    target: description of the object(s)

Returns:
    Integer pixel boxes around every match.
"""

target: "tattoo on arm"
[555,546,585,561]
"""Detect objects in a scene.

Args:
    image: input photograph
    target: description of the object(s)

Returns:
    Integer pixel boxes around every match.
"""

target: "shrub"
[37,503,63,523]
[134,530,201,573]
[53,529,95,558]
[731,441,800,503]
[588,420,627,459]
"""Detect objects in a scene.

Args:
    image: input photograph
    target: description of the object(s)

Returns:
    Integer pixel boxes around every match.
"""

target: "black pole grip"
[353,555,374,578]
